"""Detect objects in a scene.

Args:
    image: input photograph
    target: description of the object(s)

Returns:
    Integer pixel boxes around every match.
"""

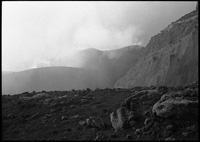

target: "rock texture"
[2,82,198,141]
[152,92,198,118]
[110,107,128,131]
[115,10,198,88]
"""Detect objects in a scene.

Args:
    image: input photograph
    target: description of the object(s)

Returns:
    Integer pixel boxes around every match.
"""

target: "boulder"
[110,107,128,131]
[152,93,198,118]
[182,131,190,137]
[79,120,86,126]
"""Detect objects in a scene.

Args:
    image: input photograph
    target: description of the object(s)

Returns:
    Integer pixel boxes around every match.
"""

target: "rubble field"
[2,82,198,141]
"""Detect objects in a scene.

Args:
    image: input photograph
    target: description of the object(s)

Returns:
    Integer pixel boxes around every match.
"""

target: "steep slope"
[2,67,101,95]
[115,9,198,88]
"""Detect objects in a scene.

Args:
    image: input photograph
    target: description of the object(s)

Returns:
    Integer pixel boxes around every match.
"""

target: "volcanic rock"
[152,92,198,118]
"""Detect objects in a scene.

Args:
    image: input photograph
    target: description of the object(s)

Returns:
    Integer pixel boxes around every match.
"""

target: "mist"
[2,1,196,72]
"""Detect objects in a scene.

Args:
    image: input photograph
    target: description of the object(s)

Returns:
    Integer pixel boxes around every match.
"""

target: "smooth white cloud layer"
[2,1,196,71]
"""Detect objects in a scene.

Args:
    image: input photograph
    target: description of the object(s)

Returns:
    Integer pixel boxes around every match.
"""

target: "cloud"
[2,1,197,71]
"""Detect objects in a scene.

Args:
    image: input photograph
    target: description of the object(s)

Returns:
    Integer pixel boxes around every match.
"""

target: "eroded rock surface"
[115,10,198,88]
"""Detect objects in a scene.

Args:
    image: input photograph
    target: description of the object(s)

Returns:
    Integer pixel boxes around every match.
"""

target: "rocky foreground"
[2,82,198,141]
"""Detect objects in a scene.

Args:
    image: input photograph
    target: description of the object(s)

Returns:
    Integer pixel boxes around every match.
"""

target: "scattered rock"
[94,131,104,141]
[43,98,51,105]
[135,128,142,135]
[185,125,197,132]
[62,116,68,120]
[129,121,137,128]
[144,117,152,126]
[165,137,176,141]
[70,115,79,119]
[166,124,174,131]
[2,82,198,141]
[79,120,86,126]
[86,118,91,126]
[109,133,116,138]
[143,130,152,136]
[141,125,151,133]
[86,117,105,129]
[163,130,173,137]
[125,134,132,140]
[182,131,190,137]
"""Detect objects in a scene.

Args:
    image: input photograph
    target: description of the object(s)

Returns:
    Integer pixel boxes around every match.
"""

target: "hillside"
[2,46,143,95]
[115,9,198,88]
[2,67,102,95]
[51,45,143,87]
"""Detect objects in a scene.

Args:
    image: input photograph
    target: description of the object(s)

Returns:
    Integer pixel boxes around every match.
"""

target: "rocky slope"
[2,82,198,140]
[115,9,198,88]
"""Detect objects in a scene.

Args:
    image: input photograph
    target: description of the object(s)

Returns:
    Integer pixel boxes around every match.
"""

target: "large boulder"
[152,93,198,118]
[110,107,129,131]
[121,90,160,111]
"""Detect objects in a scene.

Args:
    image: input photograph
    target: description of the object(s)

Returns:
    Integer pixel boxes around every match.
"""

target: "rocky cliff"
[115,9,198,88]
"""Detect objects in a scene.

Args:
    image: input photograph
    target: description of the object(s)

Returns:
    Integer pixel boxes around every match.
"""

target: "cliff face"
[115,10,198,88]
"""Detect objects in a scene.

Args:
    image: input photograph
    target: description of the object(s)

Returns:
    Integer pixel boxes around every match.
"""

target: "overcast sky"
[2,1,197,71]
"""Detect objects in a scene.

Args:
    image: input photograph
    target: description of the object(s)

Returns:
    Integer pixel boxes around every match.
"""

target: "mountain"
[76,45,144,87]
[2,71,15,74]
[115,9,198,88]
[47,45,143,88]
[2,46,143,95]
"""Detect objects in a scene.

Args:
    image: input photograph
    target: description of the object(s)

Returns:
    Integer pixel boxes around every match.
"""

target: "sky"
[2,1,197,71]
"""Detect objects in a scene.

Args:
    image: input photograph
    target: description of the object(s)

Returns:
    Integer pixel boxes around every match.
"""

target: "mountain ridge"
[2,45,143,95]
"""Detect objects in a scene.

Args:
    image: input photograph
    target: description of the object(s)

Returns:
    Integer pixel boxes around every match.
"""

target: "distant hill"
[2,67,101,95]
[49,45,143,88]
[2,45,143,95]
